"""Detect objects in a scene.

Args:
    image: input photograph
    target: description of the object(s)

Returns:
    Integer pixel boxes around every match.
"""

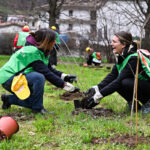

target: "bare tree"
[46,0,65,27]
[113,0,150,49]
[135,0,150,49]
[35,0,66,28]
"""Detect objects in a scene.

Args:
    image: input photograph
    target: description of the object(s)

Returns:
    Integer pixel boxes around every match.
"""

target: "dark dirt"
[0,130,6,142]
[72,107,115,118]
[59,91,83,101]
[91,134,150,148]
[0,112,35,122]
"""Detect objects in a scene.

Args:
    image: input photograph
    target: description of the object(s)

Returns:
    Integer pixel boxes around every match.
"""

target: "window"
[68,24,73,30]
[90,10,96,20]
[69,10,73,17]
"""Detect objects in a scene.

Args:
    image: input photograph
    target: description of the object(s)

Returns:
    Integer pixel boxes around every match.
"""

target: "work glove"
[61,73,77,83]
[84,86,96,98]
[83,86,103,109]
[81,97,99,109]
[63,82,80,92]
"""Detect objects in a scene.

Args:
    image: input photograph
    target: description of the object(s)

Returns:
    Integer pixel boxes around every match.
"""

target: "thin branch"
[135,0,146,16]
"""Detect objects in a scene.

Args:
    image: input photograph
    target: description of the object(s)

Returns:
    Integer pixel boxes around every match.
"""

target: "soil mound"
[59,91,83,101]
[0,112,35,122]
[91,134,150,148]
[72,107,115,118]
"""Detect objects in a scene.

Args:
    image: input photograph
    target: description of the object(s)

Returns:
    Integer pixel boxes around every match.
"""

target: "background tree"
[35,0,66,28]
[135,0,150,49]
[46,0,65,27]
[113,0,150,50]
[0,0,46,21]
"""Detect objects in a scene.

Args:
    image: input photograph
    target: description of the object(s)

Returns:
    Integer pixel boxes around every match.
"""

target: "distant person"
[50,26,61,67]
[13,25,30,51]
[0,28,78,115]
[85,47,101,66]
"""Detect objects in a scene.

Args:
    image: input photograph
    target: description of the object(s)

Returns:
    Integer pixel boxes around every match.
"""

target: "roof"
[0,21,24,28]
[36,0,106,11]
[62,0,106,10]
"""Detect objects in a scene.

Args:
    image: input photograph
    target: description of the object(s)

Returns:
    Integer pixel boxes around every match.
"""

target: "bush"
[0,32,16,55]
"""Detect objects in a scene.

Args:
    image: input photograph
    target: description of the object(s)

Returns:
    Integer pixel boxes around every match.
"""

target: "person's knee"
[121,79,128,87]
[121,78,134,89]
[30,73,45,94]
[27,72,45,85]
[34,73,45,84]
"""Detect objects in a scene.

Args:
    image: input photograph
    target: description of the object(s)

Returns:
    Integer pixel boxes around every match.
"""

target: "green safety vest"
[116,53,150,80]
[17,31,29,46]
[92,52,97,59]
[56,32,60,45]
[92,52,101,60]
[0,46,49,84]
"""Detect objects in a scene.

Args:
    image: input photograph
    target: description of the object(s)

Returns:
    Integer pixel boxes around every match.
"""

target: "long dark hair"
[30,28,56,50]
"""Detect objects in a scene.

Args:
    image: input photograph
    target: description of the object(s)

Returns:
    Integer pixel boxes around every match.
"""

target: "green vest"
[92,52,97,59]
[0,46,49,84]
[116,53,150,80]
[56,32,60,44]
[17,31,29,46]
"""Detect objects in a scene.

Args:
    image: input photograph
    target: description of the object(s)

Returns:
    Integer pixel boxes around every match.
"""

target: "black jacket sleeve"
[99,56,137,97]
[30,60,65,88]
[98,65,118,90]
[48,62,63,77]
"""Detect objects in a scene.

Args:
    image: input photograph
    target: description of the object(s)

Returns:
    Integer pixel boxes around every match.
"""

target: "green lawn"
[0,55,150,149]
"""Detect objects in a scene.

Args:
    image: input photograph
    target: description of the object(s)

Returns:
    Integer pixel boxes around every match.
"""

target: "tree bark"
[47,0,65,27]
[136,0,150,50]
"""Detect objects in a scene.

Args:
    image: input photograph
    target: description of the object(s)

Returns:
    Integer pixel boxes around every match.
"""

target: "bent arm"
[100,57,137,96]
[31,60,64,88]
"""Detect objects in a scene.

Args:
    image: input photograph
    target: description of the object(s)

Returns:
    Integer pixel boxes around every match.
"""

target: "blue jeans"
[2,72,45,110]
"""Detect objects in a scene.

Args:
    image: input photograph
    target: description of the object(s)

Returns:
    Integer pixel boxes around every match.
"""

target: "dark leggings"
[117,78,150,105]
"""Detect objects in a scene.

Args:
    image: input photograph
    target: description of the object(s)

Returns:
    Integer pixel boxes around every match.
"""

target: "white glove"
[61,73,67,80]
[92,85,103,103]
[61,73,77,83]
[63,82,75,92]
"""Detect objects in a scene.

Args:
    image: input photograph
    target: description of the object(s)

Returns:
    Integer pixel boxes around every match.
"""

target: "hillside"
[0,0,47,18]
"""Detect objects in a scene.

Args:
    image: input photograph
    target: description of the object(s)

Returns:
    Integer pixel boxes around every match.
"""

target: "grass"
[0,55,150,149]
[58,56,84,63]
[58,56,108,64]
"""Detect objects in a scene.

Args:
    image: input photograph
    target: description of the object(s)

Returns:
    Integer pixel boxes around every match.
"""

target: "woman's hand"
[61,73,77,83]
[63,82,80,92]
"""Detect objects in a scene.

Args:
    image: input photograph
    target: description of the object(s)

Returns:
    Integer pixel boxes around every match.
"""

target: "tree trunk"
[47,0,65,27]
[106,46,115,63]
[143,20,150,50]
[48,0,57,27]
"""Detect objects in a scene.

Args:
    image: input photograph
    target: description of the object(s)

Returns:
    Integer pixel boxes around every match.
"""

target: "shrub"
[0,32,16,55]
